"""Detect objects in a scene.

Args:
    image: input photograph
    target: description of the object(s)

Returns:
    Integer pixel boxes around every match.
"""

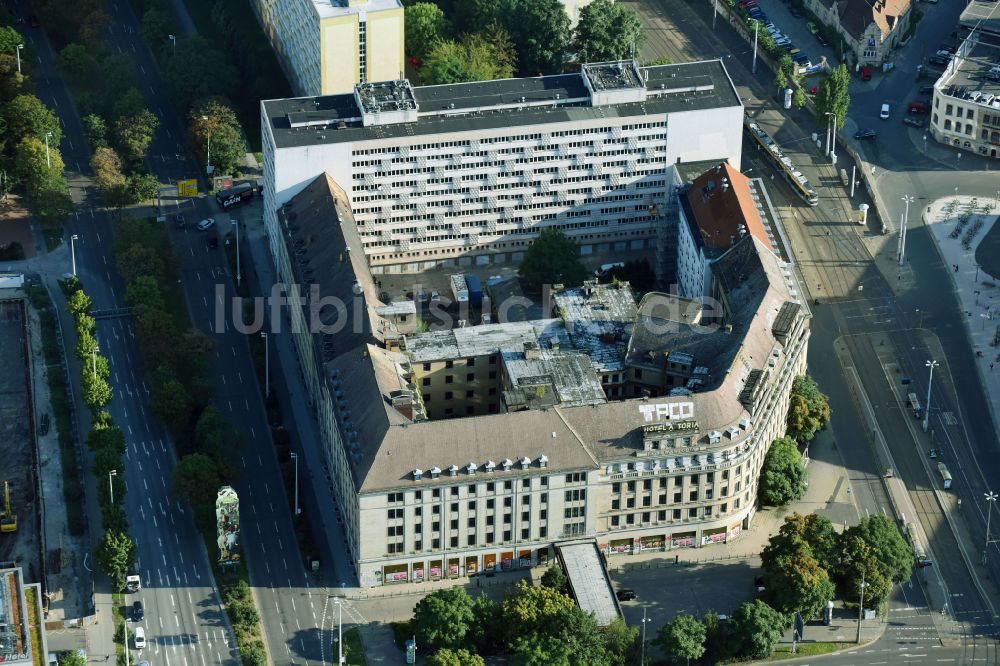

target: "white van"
[880,103,890,119]
[133,627,146,649]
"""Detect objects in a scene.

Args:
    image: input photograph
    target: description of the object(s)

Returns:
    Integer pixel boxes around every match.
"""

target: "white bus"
[937,462,952,490]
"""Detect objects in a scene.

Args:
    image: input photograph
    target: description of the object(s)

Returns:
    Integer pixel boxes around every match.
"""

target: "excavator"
[1,481,16,533]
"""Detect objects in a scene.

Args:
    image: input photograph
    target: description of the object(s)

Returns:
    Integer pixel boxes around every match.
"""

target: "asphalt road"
[628,0,1000,657]
[9,0,337,662]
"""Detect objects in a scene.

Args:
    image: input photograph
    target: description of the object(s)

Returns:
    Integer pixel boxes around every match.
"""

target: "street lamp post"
[752,21,759,74]
[70,234,79,276]
[109,469,117,505]
[856,571,867,644]
[975,264,981,283]
[975,290,981,306]
[640,607,652,665]
[202,115,212,174]
[44,131,52,169]
[924,359,939,433]
[291,452,300,516]
[168,33,176,53]
[899,195,915,266]
[985,491,998,565]
[825,112,833,156]
[261,331,270,399]
[15,44,23,74]
[231,218,241,288]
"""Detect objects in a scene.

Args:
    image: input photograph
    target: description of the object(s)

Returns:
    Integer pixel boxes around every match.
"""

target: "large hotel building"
[259,61,811,586]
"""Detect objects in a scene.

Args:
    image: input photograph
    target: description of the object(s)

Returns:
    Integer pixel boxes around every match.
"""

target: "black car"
[174,212,186,228]
[789,7,802,17]
[928,56,950,67]
[132,601,144,621]
[854,129,877,140]
[207,235,219,249]
[903,117,924,128]
[616,589,637,601]
[39,413,50,436]
[817,34,829,47]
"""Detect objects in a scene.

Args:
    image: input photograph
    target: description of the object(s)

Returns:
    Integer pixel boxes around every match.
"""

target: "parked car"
[174,212,186,228]
[929,448,939,459]
[616,589,637,601]
[880,103,891,119]
[908,100,930,114]
[861,65,873,81]
[132,601,144,622]
[207,235,219,249]
[197,217,216,231]
[903,117,924,127]
[39,413,50,436]
[133,627,146,650]
[928,56,950,67]
[854,129,877,140]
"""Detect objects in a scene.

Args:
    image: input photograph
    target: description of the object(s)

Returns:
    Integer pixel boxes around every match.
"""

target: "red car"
[908,101,930,114]
[861,65,873,81]
[739,0,758,7]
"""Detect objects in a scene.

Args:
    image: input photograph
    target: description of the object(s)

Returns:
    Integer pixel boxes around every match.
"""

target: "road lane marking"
[238,372,243,383]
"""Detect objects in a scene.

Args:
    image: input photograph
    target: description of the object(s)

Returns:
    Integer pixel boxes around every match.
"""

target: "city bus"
[937,462,952,489]
[216,182,256,210]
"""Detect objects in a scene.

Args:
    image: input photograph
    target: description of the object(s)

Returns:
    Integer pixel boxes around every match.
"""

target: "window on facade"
[673,509,682,519]
[611,516,620,527]
[421,378,430,386]
[674,492,682,503]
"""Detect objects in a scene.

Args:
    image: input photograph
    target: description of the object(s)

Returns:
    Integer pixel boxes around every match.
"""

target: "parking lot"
[739,0,839,75]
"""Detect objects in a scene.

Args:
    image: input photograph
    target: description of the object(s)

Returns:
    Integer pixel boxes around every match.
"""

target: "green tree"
[135,308,179,366]
[762,512,840,574]
[448,0,500,34]
[467,593,500,656]
[500,580,576,649]
[701,611,734,665]
[786,375,831,442]
[842,515,911,583]
[67,289,92,316]
[171,453,221,516]
[81,370,113,411]
[540,564,568,592]
[0,26,25,56]
[763,546,835,619]
[656,613,705,665]
[793,86,808,109]
[505,0,570,75]
[58,650,88,666]
[113,109,159,165]
[125,275,164,313]
[89,146,131,209]
[115,244,165,283]
[57,43,98,79]
[88,423,126,455]
[602,617,641,666]
[573,0,644,62]
[95,529,136,592]
[164,36,238,115]
[239,642,267,666]
[111,87,146,123]
[139,6,171,48]
[518,227,588,292]
[513,633,571,666]
[814,63,851,130]
[730,600,786,659]
[13,136,64,193]
[758,436,807,506]
[774,67,788,93]
[82,114,109,148]
[836,535,892,608]
[421,32,516,85]
[187,101,245,176]
[4,94,62,147]
[427,649,486,666]
[413,587,476,651]
[405,2,451,59]
[127,172,160,202]
[151,367,193,433]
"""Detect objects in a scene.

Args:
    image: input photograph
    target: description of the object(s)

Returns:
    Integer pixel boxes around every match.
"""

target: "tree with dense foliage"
[95,529,136,592]
[58,650,87,666]
[466,593,500,656]
[814,63,851,130]
[128,172,160,202]
[421,32,516,85]
[730,600,786,659]
[774,67,789,93]
[787,374,831,442]
[513,632,571,666]
[505,0,570,75]
[57,43,99,80]
[116,244,166,284]
[413,587,476,651]
[573,0,644,62]
[151,367,193,433]
[836,535,892,608]
[762,512,840,573]
[701,611,734,665]
[841,515,912,584]
[67,289,92,317]
[113,109,159,166]
[602,618,642,666]
[172,453,221,526]
[793,86,808,109]
[405,2,451,59]
[518,228,588,292]
[88,423,126,455]
[763,545,835,619]
[427,649,486,666]
[758,437,807,506]
[656,613,705,665]
[82,113,109,148]
[500,580,577,648]
[164,36,238,115]
[0,26,24,56]
[3,94,62,147]
[81,369,113,411]
[540,564,568,592]
[187,99,245,176]
[13,136,64,195]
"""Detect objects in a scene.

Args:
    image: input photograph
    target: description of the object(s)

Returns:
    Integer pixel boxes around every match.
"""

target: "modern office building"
[251,0,404,97]
[261,60,745,274]
[926,0,1000,159]
[269,154,810,586]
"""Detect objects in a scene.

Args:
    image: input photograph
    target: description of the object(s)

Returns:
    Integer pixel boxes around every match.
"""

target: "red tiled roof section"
[840,0,910,40]
[687,162,770,252]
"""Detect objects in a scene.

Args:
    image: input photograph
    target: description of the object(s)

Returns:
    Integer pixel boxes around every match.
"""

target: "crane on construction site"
[1,481,17,533]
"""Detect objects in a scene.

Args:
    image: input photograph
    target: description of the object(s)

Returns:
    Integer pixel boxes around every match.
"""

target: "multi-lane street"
[629,0,1000,658]
[7,0,342,660]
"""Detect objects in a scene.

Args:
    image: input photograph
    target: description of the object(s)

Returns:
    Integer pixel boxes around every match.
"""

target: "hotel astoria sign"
[639,401,699,433]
